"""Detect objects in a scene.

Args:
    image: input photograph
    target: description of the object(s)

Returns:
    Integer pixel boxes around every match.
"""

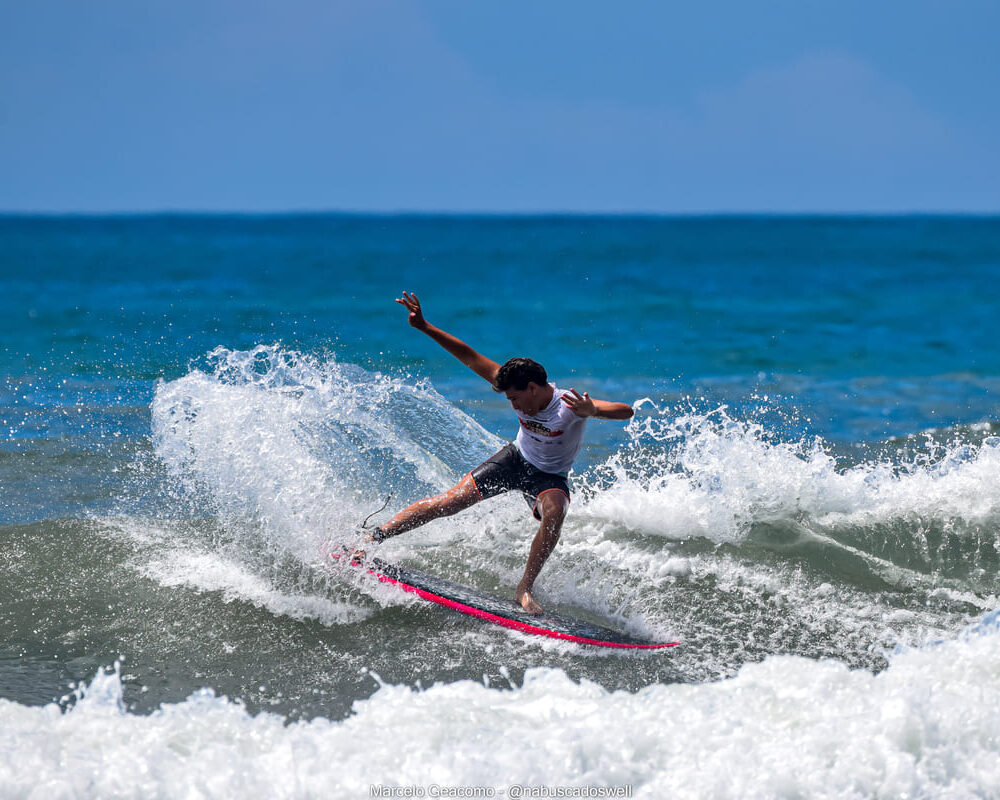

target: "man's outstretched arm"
[560,388,634,420]
[396,292,501,384]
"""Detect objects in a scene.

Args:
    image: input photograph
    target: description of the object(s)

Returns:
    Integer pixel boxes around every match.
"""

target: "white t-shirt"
[513,384,587,475]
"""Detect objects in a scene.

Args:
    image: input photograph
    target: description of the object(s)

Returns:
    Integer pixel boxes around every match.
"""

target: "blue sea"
[3,214,1000,797]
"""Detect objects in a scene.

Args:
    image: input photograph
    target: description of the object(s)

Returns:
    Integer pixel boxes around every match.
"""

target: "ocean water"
[2,214,1000,798]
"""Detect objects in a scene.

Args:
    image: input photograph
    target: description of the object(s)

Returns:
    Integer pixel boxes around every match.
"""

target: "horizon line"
[1,208,998,220]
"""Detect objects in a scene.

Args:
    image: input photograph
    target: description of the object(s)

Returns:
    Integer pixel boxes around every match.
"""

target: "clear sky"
[1,0,998,213]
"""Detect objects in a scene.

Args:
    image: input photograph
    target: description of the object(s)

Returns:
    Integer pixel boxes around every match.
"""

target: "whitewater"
[3,614,1000,798]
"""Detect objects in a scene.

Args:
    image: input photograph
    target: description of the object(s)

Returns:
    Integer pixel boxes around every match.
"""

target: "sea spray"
[140,350,999,679]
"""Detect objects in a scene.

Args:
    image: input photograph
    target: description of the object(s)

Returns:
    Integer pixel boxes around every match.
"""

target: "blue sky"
[1,0,998,213]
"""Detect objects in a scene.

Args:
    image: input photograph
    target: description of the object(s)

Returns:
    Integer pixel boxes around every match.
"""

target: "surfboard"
[333,552,678,649]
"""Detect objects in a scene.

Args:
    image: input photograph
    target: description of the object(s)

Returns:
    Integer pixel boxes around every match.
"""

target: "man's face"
[505,382,546,416]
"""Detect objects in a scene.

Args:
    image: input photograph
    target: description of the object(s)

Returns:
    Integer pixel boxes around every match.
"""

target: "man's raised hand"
[396,291,427,330]
[561,388,597,418]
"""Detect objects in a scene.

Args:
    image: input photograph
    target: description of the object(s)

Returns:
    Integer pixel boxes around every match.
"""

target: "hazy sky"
[2,1,998,213]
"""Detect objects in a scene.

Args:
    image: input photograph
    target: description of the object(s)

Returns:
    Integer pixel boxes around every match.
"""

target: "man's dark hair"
[493,358,547,392]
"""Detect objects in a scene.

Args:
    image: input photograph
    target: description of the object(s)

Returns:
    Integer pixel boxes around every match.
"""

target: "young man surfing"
[362,291,634,614]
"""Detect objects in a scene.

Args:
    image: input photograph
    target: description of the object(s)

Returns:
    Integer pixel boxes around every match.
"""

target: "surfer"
[359,291,634,615]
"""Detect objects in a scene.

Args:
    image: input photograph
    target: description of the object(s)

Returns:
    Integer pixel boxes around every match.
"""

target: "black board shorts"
[470,443,571,520]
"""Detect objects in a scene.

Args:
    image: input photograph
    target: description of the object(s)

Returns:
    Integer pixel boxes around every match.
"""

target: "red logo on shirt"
[520,420,563,437]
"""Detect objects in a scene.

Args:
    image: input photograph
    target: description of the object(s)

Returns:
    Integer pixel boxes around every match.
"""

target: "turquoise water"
[3,214,1000,797]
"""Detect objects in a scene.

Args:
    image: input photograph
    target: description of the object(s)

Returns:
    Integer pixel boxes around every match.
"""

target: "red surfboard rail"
[332,551,679,650]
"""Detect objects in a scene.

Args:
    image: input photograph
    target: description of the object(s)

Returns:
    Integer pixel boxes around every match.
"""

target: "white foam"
[581,405,1000,544]
[3,613,1000,799]
[141,549,369,627]
[92,515,374,625]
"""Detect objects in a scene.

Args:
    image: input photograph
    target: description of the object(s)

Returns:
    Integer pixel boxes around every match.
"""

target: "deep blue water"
[4,214,999,423]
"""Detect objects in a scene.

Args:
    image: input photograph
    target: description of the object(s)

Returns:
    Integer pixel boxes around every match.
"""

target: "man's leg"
[374,473,482,540]
[515,489,569,614]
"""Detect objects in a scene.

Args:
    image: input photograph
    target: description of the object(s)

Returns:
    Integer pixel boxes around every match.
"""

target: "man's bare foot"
[516,586,543,615]
[339,526,387,566]
[337,531,379,566]
[334,543,368,565]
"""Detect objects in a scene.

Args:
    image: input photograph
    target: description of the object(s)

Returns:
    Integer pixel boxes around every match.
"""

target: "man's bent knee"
[536,490,569,523]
